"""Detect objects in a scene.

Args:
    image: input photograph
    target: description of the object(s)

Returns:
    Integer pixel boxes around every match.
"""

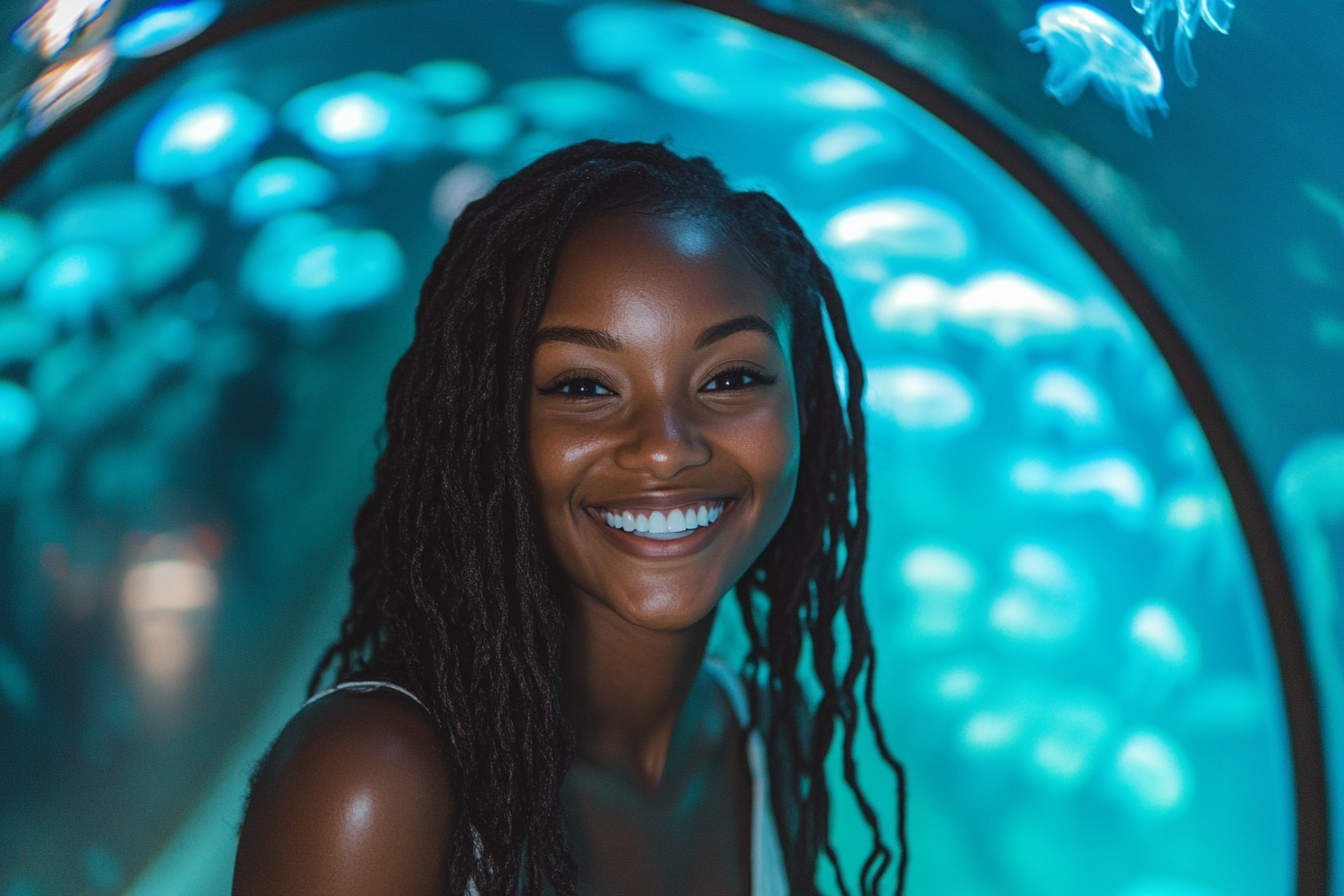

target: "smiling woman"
[231,140,905,896]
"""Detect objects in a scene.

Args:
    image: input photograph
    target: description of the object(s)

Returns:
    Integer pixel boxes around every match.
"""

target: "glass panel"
[0,2,1295,894]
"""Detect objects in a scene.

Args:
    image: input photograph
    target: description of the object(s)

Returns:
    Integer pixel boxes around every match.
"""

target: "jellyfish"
[1029,698,1110,785]
[864,362,981,434]
[1022,365,1112,438]
[114,0,223,59]
[1010,451,1152,526]
[240,212,404,319]
[0,210,43,293]
[1112,729,1189,812]
[407,60,491,108]
[501,78,639,132]
[1021,4,1168,138]
[431,163,495,230]
[281,72,433,159]
[1121,600,1200,706]
[1132,0,1234,87]
[950,272,1081,348]
[440,105,520,156]
[988,542,1094,645]
[790,118,909,180]
[23,244,123,324]
[822,191,975,281]
[230,157,337,224]
[894,543,979,639]
[136,90,272,185]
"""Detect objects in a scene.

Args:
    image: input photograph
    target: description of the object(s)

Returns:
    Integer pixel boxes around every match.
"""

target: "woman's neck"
[560,588,716,791]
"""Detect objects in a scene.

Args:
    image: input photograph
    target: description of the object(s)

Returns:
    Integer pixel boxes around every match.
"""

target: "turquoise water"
[0,1,1329,894]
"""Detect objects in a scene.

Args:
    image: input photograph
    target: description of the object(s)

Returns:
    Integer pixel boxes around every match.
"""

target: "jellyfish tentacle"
[1044,61,1091,106]
[1122,93,1155,139]
[1201,0,1234,34]
[1173,27,1199,87]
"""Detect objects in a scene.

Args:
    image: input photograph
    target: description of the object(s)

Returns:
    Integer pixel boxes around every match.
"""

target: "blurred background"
[0,0,1338,894]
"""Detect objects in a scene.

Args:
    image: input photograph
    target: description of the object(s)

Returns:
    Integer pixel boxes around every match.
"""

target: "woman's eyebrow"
[694,314,781,350]
[532,326,621,351]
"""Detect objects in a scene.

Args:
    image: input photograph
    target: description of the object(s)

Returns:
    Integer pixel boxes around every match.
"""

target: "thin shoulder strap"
[302,680,430,713]
[703,659,791,896]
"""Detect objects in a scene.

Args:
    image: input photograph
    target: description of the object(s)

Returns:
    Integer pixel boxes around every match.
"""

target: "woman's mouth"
[597,500,725,541]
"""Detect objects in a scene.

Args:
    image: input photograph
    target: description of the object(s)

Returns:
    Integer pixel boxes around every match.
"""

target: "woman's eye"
[703,367,774,392]
[543,378,613,398]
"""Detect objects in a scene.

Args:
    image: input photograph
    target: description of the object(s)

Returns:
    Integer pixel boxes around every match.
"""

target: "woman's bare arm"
[233,689,454,896]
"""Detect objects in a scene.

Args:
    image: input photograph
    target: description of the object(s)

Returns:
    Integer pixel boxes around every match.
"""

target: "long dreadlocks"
[310,140,907,896]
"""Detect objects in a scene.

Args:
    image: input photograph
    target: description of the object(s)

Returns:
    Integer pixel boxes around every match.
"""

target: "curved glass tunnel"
[0,1,1336,895]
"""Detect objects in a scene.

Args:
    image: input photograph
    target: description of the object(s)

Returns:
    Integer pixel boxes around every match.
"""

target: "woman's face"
[525,212,800,632]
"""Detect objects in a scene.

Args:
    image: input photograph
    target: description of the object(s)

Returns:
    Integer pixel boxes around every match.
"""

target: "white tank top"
[305,659,790,895]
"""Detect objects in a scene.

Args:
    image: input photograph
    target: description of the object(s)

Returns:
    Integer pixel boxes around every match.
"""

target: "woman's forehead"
[542,212,786,335]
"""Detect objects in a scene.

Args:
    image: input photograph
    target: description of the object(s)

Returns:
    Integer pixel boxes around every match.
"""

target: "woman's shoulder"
[232,684,455,896]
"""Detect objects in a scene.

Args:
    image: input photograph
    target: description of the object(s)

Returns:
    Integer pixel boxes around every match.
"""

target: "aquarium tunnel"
[0,0,1338,893]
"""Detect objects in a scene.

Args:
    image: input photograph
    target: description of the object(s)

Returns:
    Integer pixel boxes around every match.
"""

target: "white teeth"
[599,502,725,540]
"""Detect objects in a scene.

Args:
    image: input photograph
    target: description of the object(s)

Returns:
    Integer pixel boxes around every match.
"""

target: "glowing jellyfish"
[1030,699,1110,784]
[950,272,1080,346]
[0,211,43,293]
[230,157,337,224]
[1010,452,1152,525]
[791,119,908,180]
[431,163,495,230]
[961,704,1029,754]
[823,192,975,281]
[1113,730,1189,812]
[1023,365,1111,434]
[1160,486,1227,531]
[114,0,223,58]
[11,0,109,58]
[897,543,979,639]
[439,105,519,156]
[931,664,986,703]
[282,73,432,158]
[1132,0,1234,87]
[989,543,1093,644]
[407,60,491,108]
[136,90,272,185]
[0,381,39,453]
[568,3,680,75]
[865,363,980,434]
[791,73,885,111]
[44,183,173,249]
[240,212,404,319]
[24,244,122,324]
[1021,4,1168,138]
[0,307,55,366]
[21,40,116,134]
[1126,601,1200,674]
[502,78,638,132]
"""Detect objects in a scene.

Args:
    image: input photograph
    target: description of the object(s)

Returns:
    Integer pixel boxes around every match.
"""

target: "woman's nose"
[614,397,710,479]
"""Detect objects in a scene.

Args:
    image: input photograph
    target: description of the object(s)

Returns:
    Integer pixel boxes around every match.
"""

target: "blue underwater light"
[0,1,1335,895]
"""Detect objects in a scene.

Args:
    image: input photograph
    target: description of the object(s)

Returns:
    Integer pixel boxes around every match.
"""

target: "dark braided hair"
[310,140,907,896]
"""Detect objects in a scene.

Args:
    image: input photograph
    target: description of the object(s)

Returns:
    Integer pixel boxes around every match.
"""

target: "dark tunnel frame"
[0,1,1329,892]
